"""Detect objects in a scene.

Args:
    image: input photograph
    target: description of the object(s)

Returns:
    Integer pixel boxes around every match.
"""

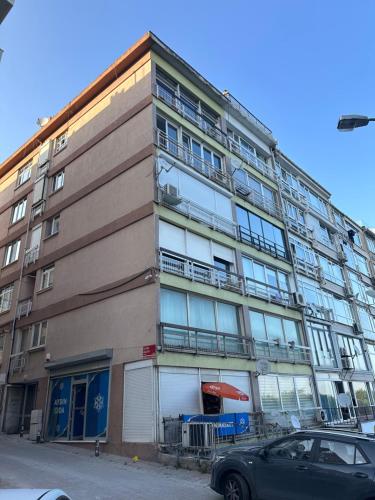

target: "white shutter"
[159,221,185,254]
[220,371,252,413]
[123,363,155,443]
[159,367,201,417]
[212,242,234,263]
[186,232,211,262]
[33,176,46,204]
[38,141,51,167]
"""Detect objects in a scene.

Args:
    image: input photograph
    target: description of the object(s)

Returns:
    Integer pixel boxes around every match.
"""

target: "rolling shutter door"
[123,363,154,443]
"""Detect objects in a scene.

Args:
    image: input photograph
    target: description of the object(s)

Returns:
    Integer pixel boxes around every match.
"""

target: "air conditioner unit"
[293,292,306,308]
[340,347,353,370]
[162,184,182,206]
[181,422,214,448]
[316,408,328,423]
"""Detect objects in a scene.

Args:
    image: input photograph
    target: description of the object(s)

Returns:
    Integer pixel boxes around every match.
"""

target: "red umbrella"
[202,382,249,401]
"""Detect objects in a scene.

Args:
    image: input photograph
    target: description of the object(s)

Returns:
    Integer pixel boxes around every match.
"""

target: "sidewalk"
[0,435,220,500]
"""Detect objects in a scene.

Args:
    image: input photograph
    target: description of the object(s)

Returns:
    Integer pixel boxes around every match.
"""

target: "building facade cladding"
[0,32,374,458]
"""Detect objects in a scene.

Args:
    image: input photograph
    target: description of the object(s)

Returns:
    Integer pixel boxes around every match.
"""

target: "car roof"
[294,429,375,442]
[0,490,70,500]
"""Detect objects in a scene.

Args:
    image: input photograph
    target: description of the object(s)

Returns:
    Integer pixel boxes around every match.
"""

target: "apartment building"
[0,32,373,458]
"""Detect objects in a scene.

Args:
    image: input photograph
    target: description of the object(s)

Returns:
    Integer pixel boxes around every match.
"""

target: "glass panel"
[48,377,72,439]
[160,289,187,325]
[318,440,355,465]
[268,438,314,461]
[189,295,215,331]
[295,378,314,408]
[216,303,238,334]
[85,370,109,438]
[259,376,281,411]
[279,377,298,410]
[249,311,266,339]
[265,315,283,341]
[283,320,300,344]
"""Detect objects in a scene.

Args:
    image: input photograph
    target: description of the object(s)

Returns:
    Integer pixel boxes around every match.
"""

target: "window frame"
[45,215,60,238]
[16,161,32,187]
[314,438,369,466]
[54,131,68,154]
[10,198,27,225]
[39,265,55,291]
[0,284,13,313]
[52,170,65,193]
[3,240,21,267]
[30,321,47,349]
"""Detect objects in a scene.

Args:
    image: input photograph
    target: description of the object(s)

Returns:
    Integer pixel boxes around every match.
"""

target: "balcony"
[284,216,314,241]
[159,189,237,238]
[24,245,39,267]
[292,256,320,280]
[160,250,244,294]
[9,353,27,375]
[277,179,308,207]
[238,225,288,261]
[155,129,231,189]
[160,250,293,306]
[305,303,334,322]
[160,323,251,357]
[154,84,227,147]
[253,338,311,364]
[16,299,32,319]
[228,140,275,181]
[234,180,283,220]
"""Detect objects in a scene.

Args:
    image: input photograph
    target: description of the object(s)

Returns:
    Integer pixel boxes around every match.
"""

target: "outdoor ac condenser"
[181,422,213,448]
[29,409,43,441]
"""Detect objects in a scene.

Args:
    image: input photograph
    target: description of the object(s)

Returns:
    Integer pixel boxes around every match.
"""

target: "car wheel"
[223,472,250,500]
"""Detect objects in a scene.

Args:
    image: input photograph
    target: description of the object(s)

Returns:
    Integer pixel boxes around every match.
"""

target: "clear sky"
[1,0,374,225]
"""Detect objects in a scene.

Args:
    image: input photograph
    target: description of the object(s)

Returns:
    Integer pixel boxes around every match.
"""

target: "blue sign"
[182,412,250,437]
[48,377,72,439]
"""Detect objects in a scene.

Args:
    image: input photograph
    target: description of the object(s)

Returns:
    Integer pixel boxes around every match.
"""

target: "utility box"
[29,409,43,441]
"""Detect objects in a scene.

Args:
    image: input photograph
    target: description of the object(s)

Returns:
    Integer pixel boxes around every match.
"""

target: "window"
[267,437,314,461]
[16,161,32,187]
[242,256,289,303]
[31,321,47,348]
[366,236,375,255]
[0,284,13,313]
[45,215,60,237]
[337,335,367,371]
[317,440,367,465]
[258,375,315,413]
[11,198,27,224]
[307,322,336,367]
[367,343,375,372]
[284,201,305,225]
[40,265,54,290]
[289,236,316,267]
[249,310,301,344]
[54,132,68,153]
[233,169,277,214]
[346,223,362,247]
[236,205,287,259]
[348,271,374,306]
[0,334,4,351]
[300,183,329,218]
[358,307,375,340]
[318,255,344,285]
[13,327,30,354]
[52,171,64,192]
[3,240,20,266]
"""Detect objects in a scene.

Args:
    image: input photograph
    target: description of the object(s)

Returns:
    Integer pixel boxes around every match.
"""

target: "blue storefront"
[47,369,110,441]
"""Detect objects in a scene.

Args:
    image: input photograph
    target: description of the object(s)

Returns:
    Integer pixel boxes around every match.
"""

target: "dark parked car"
[211,429,375,500]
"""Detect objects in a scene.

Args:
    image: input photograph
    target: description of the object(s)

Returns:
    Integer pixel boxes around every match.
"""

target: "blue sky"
[1,0,374,224]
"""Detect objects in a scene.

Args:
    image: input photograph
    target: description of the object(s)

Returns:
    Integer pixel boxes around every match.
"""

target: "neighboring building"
[0,32,373,458]
[0,0,14,60]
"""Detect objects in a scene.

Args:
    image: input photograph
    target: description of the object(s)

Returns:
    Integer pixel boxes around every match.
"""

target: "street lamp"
[337,114,375,132]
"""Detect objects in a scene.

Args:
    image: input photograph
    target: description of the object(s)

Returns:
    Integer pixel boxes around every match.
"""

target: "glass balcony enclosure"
[307,322,336,368]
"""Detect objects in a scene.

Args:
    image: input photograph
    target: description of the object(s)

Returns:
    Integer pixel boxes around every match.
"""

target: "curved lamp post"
[337,115,375,132]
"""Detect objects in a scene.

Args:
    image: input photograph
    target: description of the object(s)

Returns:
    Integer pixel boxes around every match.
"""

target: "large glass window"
[242,256,289,303]
[318,255,344,286]
[348,271,375,306]
[249,311,302,344]
[3,240,20,266]
[337,335,367,371]
[307,322,336,367]
[289,236,316,266]
[236,205,287,259]
[11,198,27,224]
[358,307,375,340]
[259,375,315,413]
[0,284,13,313]
[366,236,375,255]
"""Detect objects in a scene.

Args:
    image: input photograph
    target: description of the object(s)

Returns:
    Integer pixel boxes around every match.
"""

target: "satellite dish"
[338,393,352,408]
[36,117,50,127]
[256,358,271,376]
[290,415,301,430]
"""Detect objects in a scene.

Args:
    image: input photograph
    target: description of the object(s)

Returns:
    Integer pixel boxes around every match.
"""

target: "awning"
[202,382,249,401]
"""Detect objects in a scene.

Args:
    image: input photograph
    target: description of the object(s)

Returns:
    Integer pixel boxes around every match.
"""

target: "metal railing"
[238,225,288,260]
[161,409,318,459]
[284,217,314,240]
[16,299,32,319]
[160,250,244,293]
[159,189,238,238]
[321,405,375,428]
[9,353,27,375]
[234,180,283,220]
[159,250,293,306]
[154,84,227,146]
[228,140,275,180]
[155,129,231,189]
[292,257,320,280]
[253,338,311,364]
[160,323,251,357]
[277,179,309,207]
[24,245,39,267]
[224,92,273,137]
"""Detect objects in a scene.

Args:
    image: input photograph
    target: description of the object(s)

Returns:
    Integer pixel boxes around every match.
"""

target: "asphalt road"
[0,434,221,500]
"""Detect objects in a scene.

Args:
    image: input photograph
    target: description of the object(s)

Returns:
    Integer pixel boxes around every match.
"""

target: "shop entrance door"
[69,382,87,440]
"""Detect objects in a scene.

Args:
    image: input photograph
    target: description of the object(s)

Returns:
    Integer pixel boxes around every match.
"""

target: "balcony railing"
[284,216,314,241]
[228,140,275,181]
[292,257,320,280]
[155,129,231,189]
[277,179,308,207]
[160,323,251,357]
[10,353,27,375]
[154,84,227,147]
[160,250,293,306]
[238,225,288,261]
[160,250,244,294]
[16,299,32,319]
[24,245,39,267]
[234,180,283,220]
[159,189,238,238]
[253,338,311,364]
